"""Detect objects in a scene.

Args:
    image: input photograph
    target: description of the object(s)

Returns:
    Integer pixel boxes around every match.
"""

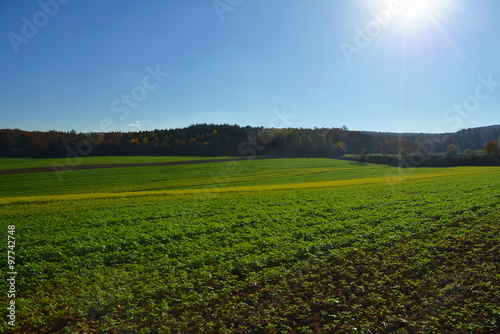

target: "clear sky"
[1,0,499,133]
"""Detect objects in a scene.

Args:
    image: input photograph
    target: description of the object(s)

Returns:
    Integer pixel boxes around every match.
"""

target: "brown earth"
[0,156,272,175]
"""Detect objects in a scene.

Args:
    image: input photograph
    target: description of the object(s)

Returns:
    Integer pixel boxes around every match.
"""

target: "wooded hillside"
[1,124,499,159]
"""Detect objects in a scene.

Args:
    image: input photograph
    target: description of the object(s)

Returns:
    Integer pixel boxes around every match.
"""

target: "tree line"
[1,124,499,161]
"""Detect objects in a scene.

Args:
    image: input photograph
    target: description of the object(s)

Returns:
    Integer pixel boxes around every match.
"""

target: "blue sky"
[1,0,499,133]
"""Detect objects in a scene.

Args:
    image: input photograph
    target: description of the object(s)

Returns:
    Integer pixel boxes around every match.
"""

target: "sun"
[400,0,434,21]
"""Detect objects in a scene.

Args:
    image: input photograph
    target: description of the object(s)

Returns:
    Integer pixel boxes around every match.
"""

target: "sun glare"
[400,0,434,21]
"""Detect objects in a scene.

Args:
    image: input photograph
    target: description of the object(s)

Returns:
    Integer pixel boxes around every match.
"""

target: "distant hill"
[1,124,499,159]
[360,124,500,154]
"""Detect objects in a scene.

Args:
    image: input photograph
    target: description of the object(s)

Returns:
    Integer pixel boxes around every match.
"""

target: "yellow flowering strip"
[1,167,498,206]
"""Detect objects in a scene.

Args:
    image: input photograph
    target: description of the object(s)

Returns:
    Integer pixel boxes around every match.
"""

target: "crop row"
[0,159,499,332]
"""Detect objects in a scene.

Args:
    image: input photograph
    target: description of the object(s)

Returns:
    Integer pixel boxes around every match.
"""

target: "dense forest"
[1,124,499,163]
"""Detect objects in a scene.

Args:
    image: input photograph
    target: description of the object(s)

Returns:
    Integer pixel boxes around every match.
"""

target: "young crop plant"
[0,158,499,332]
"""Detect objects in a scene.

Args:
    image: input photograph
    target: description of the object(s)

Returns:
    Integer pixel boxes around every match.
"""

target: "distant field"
[0,157,499,333]
[0,156,243,171]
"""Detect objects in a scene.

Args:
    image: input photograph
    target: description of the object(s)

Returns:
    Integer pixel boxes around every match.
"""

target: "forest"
[1,124,499,164]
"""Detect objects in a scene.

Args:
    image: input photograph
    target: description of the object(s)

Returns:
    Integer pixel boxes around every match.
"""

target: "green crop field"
[1,157,499,333]
[0,156,244,171]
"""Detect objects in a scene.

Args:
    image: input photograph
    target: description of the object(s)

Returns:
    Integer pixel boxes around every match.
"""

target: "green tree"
[360,147,368,162]
[446,144,460,157]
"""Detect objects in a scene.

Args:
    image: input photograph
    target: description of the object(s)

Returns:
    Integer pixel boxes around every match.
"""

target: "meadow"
[0,157,499,333]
